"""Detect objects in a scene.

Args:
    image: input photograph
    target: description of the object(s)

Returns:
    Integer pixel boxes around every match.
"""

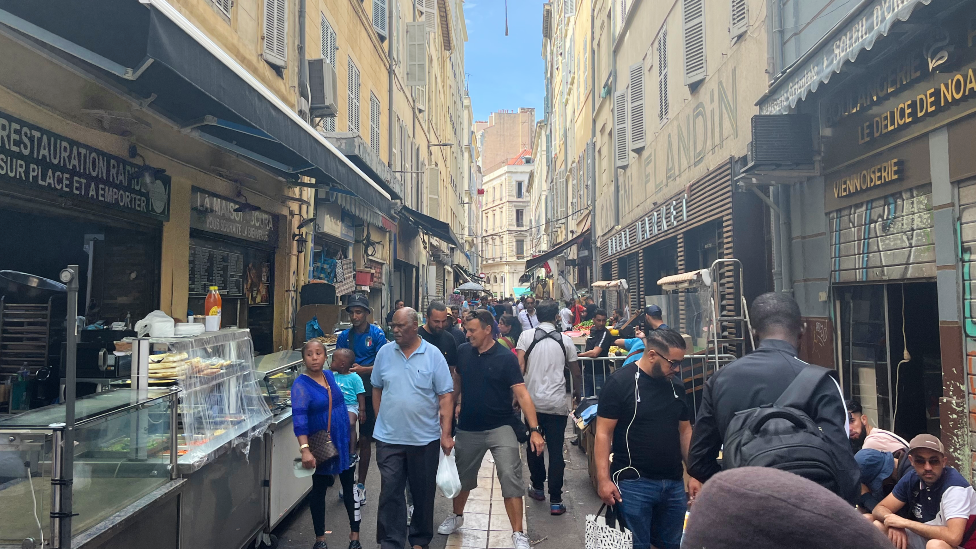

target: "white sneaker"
[437,513,464,535]
[407,505,414,526]
[355,483,366,506]
[513,531,531,549]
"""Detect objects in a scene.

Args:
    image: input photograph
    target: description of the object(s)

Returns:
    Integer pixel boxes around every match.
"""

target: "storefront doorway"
[836,282,942,439]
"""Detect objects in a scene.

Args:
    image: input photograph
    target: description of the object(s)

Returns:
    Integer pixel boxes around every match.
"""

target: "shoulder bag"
[307,378,339,462]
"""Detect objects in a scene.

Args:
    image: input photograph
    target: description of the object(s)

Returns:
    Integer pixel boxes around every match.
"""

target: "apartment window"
[516,181,524,198]
[658,29,669,122]
[321,14,337,66]
[682,0,706,85]
[516,239,525,258]
[370,93,381,154]
[516,209,524,227]
[262,0,287,67]
[213,0,232,17]
[348,57,361,134]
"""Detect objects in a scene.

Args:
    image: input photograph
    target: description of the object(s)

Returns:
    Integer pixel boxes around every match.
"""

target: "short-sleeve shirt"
[333,372,366,407]
[419,326,458,368]
[516,322,579,415]
[518,310,539,331]
[621,338,645,366]
[585,328,611,357]
[336,324,387,366]
[371,339,454,446]
[456,342,524,431]
[891,467,976,526]
[597,363,690,480]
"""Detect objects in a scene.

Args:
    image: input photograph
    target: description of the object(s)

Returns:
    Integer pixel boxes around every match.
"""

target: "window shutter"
[405,21,427,87]
[322,116,336,132]
[347,57,361,134]
[321,14,336,67]
[370,93,381,154]
[214,0,232,17]
[682,0,706,85]
[542,3,552,39]
[427,165,440,218]
[262,0,287,67]
[423,0,437,34]
[373,0,388,39]
[628,62,645,152]
[613,90,628,168]
[658,29,669,122]
[730,0,748,38]
[565,0,575,17]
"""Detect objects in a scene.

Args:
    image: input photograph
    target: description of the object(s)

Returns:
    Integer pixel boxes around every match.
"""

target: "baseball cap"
[855,449,895,494]
[345,293,372,314]
[644,305,663,317]
[908,434,945,455]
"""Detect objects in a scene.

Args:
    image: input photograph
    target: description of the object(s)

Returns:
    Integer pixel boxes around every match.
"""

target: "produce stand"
[0,388,184,549]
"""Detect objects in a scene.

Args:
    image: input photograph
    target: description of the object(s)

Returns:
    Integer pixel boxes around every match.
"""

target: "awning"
[591,279,629,290]
[759,0,934,115]
[0,0,396,217]
[657,270,711,290]
[524,229,589,272]
[400,206,463,249]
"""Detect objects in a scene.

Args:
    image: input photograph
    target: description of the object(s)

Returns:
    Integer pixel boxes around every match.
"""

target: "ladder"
[708,258,754,373]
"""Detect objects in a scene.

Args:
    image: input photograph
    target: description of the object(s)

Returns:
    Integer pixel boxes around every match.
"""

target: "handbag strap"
[595,504,629,532]
[326,375,333,433]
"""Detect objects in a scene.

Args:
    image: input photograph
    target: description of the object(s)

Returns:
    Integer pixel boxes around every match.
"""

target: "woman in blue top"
[293,339,359,549]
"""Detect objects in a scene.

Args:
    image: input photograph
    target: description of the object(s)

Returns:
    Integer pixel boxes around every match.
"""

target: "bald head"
[391,307,420,346]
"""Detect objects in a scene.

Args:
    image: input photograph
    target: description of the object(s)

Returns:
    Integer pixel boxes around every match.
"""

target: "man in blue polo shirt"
[372,307,454,549]
[337,293,387,504]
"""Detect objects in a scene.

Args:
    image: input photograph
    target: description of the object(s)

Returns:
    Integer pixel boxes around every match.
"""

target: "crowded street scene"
[1,0,975,548]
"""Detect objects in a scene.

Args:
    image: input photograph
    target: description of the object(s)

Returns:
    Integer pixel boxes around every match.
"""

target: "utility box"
[308,58,339,117]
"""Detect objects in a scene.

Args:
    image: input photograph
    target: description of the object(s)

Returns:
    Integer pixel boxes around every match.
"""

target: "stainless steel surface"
[0,271,66,303]
[61,264,78,549]
[169,392,178,481]
[265,414,312,530]
[0,389,178,429]
[51,429,63,549]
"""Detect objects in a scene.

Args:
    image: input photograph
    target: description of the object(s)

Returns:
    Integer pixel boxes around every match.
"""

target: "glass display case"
[255,350,304,415]
[136,329,272,472]
[0,388,178,546]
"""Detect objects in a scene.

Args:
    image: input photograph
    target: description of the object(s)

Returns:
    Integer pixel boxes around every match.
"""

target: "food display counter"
[0,388,183,549]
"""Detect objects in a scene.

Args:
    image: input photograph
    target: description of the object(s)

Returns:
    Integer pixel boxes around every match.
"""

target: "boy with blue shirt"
[336,293,387,505]
[331,347,366,459]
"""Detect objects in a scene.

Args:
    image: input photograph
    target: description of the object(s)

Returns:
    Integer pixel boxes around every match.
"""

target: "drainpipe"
[768,0,784,82]
[298,0,310,112]
[589,0,598,286]
[770,186,783,292]
[388,2,395,320]
[779,184,793,293]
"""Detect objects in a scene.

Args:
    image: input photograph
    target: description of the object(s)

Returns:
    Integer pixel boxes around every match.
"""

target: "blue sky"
[463,0,545,122]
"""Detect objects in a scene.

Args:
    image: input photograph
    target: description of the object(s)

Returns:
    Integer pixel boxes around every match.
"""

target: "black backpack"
[722,367,850,497]
[523,327,570,368]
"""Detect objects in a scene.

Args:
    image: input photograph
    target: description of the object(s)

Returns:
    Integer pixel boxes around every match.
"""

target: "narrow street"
[275,423,601,549]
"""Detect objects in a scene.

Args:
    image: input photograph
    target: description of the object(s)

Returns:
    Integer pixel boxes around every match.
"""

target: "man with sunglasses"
[593,329,701,549]
[872,435,976,549]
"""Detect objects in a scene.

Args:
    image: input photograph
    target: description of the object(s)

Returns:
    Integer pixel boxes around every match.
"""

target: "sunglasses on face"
[911,456,943,466]
[649,350,682,370]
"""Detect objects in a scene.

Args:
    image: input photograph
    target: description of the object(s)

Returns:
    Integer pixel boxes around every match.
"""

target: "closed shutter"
[613,90,628,168]
[321,13,336,67]
[347,57,361,134]
[682,0,706,85]
[405,21,427,87]
[263,0,287,67]
[373,0,388,39]
[730,0,748,38]
[370,93,381,154]
[628,62,645,152]
[213,0,232,17]
[565,0,575,17]
[542,3,552,39]
[586,140,595,205]
[435,265,445,300]
[627,252,639,312]
[423,0,437,34]
[658,30,669,122]
[427,165,440,217]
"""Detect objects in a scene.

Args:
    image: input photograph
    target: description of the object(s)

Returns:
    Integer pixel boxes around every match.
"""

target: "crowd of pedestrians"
[291,289,974,549]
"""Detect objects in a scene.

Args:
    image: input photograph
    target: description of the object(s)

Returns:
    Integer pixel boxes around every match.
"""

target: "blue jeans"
[583,361,608,397]
[616,478,687,549]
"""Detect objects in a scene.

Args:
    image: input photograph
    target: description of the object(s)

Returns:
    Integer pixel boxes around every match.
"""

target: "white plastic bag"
[585,505,633,549]
[436,448,462,499]
[134,310,175,337]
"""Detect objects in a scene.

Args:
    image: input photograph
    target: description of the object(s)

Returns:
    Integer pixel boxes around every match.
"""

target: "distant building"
[481,151,533,298]
[476,108,537,174]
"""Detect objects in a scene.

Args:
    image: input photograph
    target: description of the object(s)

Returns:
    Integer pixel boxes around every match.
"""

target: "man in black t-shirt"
[435,310,545,549]
[578,309,611,397]
[418,301,459,370]
[594,329,700,549]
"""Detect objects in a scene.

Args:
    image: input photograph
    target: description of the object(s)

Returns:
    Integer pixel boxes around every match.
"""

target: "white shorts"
[346,404,360,418]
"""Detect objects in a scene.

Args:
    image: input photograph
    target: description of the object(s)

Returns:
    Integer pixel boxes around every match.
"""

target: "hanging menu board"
[188,237,245,297]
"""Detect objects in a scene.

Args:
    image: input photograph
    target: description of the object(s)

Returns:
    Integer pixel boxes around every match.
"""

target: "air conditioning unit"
[308,58,339,117]
[750,115,814,166]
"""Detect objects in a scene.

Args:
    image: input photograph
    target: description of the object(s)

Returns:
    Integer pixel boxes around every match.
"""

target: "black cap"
[644,304,663,317]
[345,293,372,314]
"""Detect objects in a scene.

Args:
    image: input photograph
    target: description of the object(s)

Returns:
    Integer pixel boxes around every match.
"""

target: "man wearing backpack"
[687,292,859,503]
[516,300,582,515]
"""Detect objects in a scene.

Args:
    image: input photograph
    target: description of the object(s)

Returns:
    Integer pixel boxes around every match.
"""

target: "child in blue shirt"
[330,347,366,459]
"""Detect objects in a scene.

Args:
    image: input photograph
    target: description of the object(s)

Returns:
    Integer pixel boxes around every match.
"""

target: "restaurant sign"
[190,187,278,245]
[606,194,689,256]
[760,0,934,115]
[0,110,170,221]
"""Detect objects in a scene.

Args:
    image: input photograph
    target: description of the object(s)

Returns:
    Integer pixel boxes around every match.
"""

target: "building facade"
[481,156,534,298]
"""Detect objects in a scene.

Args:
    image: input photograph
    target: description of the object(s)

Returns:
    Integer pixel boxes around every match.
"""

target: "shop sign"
[830,158,904,200]
[190,187,277,245]
[825,137,929,211]
[0,110,170,221]
[607,194,688,256]
[823,19,976,168]
[340,212,355,242]
[760,0,934,115]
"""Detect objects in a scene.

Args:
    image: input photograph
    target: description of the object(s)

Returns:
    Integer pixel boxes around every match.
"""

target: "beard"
[650,361,667,378]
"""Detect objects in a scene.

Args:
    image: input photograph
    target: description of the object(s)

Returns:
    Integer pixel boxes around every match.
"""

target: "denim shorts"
[616,478,687,549]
